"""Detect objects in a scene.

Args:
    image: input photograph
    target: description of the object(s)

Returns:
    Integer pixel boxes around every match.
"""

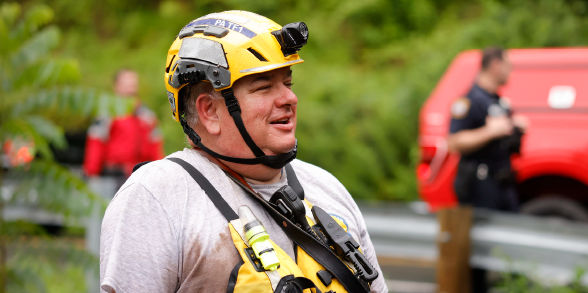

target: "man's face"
[217,67,297,157]
[115,71,139,98]
[493,54,512,86]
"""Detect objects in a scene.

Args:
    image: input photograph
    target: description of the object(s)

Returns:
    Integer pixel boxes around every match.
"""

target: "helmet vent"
[166,55,176,73]
[247,48,268,62]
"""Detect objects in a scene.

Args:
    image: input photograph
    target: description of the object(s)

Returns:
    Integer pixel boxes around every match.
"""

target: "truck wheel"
[520,197,588,222]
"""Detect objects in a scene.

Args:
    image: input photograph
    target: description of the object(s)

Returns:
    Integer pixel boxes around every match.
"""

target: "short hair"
[181,82,219,128]
[481,47,505,70]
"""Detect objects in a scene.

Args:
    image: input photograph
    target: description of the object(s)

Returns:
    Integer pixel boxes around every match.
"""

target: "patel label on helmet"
[190,18,257,38]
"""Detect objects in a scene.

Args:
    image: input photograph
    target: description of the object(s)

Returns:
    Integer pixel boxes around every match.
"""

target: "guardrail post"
[436,206,472,293]
[86,177,118,293]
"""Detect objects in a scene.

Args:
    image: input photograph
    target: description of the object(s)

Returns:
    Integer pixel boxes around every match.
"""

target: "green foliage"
[494,267,588,293]
[23,0,588,203]
[7,237,92,293]
[0,2,132,153]
[0,2,133,291]
[0,0,129,207]
[6,160,97,219]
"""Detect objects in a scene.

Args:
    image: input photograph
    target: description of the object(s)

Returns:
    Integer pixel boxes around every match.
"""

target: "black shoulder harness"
[166,157,372,293]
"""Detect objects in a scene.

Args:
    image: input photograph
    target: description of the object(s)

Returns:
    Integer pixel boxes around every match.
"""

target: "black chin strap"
[221,89,265,157]
[179,89,296,169]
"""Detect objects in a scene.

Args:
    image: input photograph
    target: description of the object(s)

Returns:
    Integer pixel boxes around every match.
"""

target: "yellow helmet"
[164,10,307,121]
[164,11,308,169]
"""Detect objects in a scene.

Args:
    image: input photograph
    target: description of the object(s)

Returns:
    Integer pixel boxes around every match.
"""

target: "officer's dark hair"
[481,47,505,70]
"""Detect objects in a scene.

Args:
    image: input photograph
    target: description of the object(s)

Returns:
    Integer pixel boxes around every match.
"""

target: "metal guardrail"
[2,175,117,293]
[360,202,588,286]
[4,175,588,288]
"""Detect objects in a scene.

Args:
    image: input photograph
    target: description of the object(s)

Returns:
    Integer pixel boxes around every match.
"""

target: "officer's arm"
[448,115,513,155]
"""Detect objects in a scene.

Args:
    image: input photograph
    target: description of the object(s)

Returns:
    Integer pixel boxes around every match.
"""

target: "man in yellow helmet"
[100,11,387,292]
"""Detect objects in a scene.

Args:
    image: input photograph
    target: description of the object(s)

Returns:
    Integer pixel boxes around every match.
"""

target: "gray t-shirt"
[100,148,388,292]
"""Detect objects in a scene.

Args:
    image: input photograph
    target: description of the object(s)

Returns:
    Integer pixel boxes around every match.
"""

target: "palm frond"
[0,2,131,291]
[13,87,130,117]
[12,58,81,90]
[8,4,53,46]
[7,266,46,293]
[7,235,96,292]
[24,115,66,149]
[9,236,97,270]
[9,26,60,82]
[7,159,105,220]
[0,117,54,160]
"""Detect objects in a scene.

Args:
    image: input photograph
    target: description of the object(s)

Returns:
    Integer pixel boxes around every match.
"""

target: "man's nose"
[275,86,298,107]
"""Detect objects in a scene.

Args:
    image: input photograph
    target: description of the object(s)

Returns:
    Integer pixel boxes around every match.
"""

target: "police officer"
[448,47,527,293]
[448,47,527,211]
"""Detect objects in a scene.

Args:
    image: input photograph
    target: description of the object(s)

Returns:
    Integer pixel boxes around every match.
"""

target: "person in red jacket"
[83,69,164,180]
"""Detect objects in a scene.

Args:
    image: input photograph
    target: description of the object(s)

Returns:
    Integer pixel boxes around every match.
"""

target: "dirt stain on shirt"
[177,230,239,292]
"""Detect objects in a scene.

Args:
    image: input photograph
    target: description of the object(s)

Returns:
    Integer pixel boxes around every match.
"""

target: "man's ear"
[196,93,221,135]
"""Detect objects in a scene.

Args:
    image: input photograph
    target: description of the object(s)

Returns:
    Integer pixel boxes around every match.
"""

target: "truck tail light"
[417,138,448,183]
[420,146,437,164]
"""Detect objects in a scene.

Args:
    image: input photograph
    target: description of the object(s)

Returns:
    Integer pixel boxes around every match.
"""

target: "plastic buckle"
[222,90,241,114]
[269,186,310,232]
[312,206,379,283]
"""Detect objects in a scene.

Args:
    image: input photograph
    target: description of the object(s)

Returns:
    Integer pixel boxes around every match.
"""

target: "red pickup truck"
[417,48,588,221]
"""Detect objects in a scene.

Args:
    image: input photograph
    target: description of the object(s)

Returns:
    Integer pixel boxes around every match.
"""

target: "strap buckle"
[312,206,379,283]
[269,186,317,238]
[222,89,241,114]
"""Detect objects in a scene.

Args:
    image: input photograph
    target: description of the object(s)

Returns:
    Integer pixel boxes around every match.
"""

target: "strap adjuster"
[222,89,241,114]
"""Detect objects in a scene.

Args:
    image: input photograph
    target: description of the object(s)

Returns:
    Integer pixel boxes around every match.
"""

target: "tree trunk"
[0,201,6,293]
[0,169,6,293]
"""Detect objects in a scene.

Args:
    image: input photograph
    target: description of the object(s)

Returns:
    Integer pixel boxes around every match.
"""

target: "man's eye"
[255,84,271,91]
[285,82,293,88]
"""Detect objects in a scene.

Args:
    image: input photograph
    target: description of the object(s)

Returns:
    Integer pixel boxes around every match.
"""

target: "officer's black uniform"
[450,83,520,212]
[450,82,523,293]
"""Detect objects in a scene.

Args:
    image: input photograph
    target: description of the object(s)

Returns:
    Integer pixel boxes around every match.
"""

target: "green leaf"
[8,59,79,99]
[23,3,54,29]
[10,3,54,42]
[24,115,66,149]
[0,2,21,28]
[0,118,42,151]
[10,25,60,70]
[9,159,103,218]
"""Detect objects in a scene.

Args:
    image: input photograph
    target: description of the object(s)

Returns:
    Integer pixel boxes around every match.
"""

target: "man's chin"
[266,141,297,156]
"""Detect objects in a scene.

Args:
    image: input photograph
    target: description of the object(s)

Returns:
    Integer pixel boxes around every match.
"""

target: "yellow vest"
[226,201,351,293]
[165,158,373,293]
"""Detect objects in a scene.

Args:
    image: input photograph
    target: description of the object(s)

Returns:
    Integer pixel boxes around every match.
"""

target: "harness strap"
[285,163,305,199]
[167,157,238,221]
[168,157,370,293]
[227,171,371,293]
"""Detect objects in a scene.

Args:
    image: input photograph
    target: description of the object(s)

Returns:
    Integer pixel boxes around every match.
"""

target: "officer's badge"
[451,97,470,119]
